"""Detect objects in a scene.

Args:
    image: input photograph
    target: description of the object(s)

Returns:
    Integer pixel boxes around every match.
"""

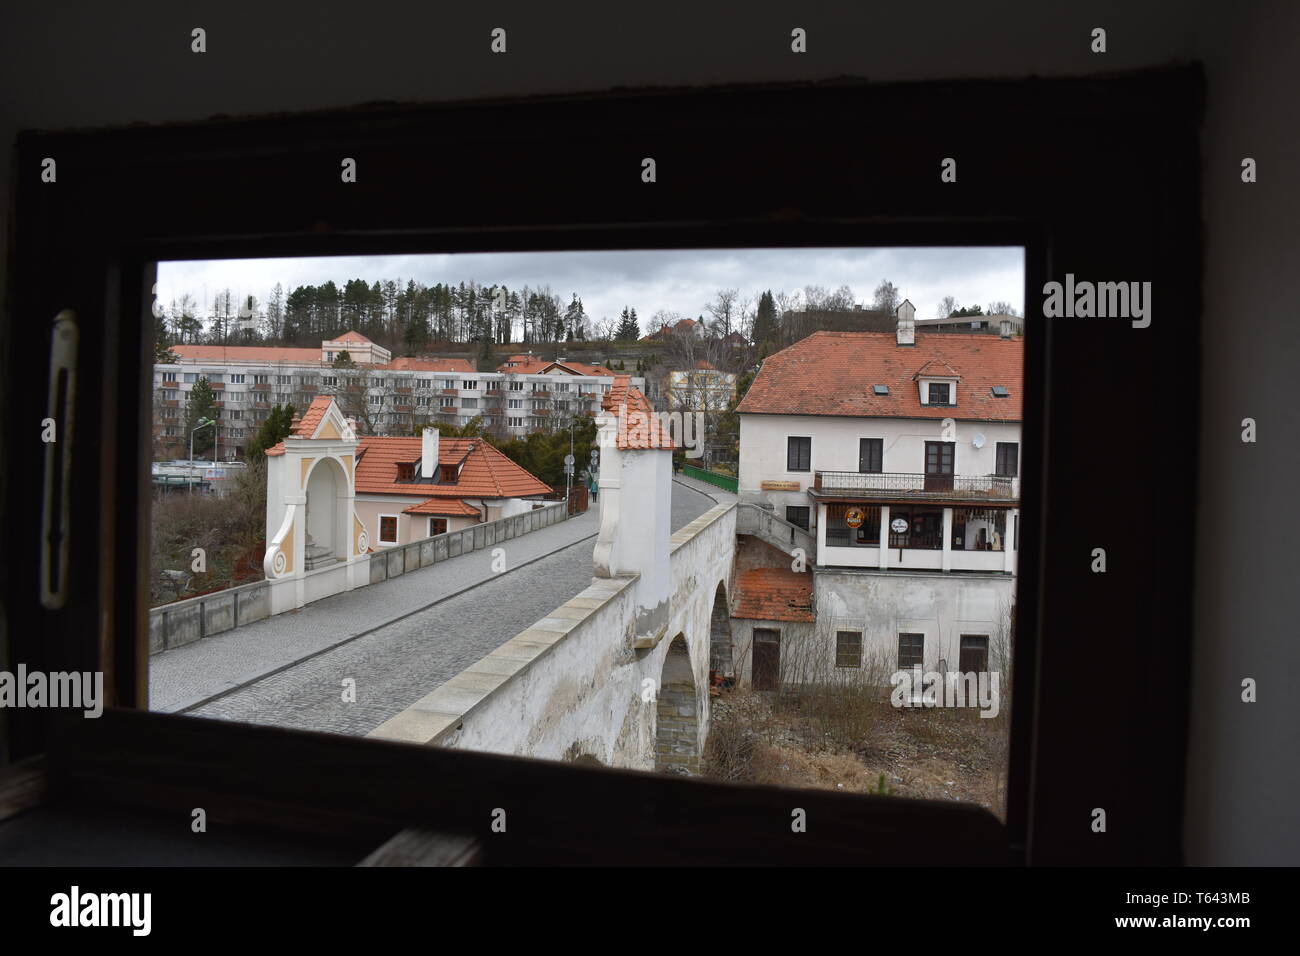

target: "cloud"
[156,246,1024,327]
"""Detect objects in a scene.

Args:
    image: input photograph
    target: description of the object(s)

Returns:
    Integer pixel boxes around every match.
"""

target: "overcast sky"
[157,247,1023,326]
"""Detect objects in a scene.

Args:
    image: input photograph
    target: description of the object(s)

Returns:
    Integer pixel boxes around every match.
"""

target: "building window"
[508,399,522,409]
[184,373,198,383]
[462,380,478,390]
[415,378,430,389]
[163,390,178,401]
[951,508,1007,552]
[326,352,334,361]
[323,376,338,387]
[254,374,269,384]
[888,505,945,550]
[785,506,810,531]
[858,438,883,473]
[898,632,925,670]
[440,465,457,483]
[208,374,224,383]
[461,398,478,409]
[440,397,456,408]
[162,372,177,382]
[927,382,951,405]
[507,417,524,427]
[553,382,570,392]
[508,381,524,391]
[440,379,455,389]
[825,503,881,547]
[835,631,863,669]
[229,374,245,384]
[995,442,1019,478]
[276,375,292,385]
[786,436,811,472]
[416,396,430,406]
[369,393,383,406]
[378,515,399,545]
[397,463,416,482]
[429,518,448,536]
[229,409,242,420]
[959,634,990,676]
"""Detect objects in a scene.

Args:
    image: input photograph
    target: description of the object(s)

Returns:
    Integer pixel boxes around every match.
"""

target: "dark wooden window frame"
[858,437,884,473]
[898,632,926,671]
[786,435,812,472]
[835,630,863,669]
[4,69,1201,866]
[996,441,1020,478]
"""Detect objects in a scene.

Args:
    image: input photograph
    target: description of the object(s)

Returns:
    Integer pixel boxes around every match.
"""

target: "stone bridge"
[369,388,737,773]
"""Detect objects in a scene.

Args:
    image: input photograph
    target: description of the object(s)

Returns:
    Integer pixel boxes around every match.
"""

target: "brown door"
[752,628,781,691]
[959,635,989,675]
[924,441,955,491]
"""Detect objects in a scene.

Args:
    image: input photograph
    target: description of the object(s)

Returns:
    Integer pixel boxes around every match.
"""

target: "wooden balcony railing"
[813,471,1019,500]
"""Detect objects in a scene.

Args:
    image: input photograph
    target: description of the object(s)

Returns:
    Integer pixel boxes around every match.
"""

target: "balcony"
[251,383,272,392]
[811,471,1019,503]
[485,388,503,397]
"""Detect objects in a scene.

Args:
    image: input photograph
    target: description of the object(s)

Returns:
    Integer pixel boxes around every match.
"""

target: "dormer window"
[440,464,457,483]
[927,382,951,405]
[397,462,416,482]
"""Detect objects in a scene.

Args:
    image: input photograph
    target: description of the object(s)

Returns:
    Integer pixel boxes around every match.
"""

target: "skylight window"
[873,385,890,395]
[991,386,1010,397]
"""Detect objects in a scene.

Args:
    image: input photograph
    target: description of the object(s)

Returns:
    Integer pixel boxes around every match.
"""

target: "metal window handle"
[40,310,78,609]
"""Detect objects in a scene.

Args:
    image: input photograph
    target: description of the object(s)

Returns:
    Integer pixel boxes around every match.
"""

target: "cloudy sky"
[157,246,1023,326]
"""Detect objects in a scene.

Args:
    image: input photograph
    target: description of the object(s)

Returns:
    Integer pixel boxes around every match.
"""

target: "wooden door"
[752,628,781,691]
[924,441,954,491]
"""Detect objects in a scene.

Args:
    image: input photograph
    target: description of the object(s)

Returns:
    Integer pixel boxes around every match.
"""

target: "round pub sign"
[890,517,909,534]
[845,507,866,529]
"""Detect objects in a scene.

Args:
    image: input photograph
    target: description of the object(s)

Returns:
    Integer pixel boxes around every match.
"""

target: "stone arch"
[708,580,732,679]
[655,633,700,774]
[304,456,349,569]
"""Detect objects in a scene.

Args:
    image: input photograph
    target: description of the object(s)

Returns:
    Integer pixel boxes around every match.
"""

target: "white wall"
[739,413,1021,516]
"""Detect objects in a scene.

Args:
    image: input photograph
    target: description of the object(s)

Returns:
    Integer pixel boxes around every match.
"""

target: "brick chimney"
[999,318,1014,338]
[421,427,439,479]
[895,299,916,346]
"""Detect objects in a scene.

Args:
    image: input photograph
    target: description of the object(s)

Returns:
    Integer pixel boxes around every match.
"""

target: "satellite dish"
[972,434,986,449]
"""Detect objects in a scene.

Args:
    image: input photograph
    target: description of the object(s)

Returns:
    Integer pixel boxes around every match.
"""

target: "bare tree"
[706,288,740,338]
[872,280,900,314]
[938,295,958,318]
[986,300,1019,316]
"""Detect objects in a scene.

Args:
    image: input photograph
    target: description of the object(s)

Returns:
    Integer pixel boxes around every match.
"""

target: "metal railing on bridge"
[681,463,738,494]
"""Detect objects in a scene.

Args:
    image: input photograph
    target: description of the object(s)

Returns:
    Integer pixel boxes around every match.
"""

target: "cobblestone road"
[171,480,722,735]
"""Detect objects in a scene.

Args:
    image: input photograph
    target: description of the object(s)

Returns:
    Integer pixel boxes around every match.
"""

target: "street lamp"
[189,416,216,494]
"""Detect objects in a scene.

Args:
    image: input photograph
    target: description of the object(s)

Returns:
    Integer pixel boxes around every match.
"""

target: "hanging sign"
[845,507,866,529]
[890,517,909,534]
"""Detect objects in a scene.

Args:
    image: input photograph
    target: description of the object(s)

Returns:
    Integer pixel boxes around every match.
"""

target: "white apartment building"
[732,300,1023,690]
[152,332,642,458]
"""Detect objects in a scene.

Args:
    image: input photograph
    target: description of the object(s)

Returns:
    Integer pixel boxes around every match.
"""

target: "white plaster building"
[733,300,1023,689]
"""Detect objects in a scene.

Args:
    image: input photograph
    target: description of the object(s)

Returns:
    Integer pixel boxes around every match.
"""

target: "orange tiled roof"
[601,376,675,450]
[326,330,374,344]
[172,344,323,364]
[380,357,476,372]
[497,358,614,376]
[692,359,719,370]
[291,396,333,437]
[732,567,814,622]
[739,330,1022,421]
[403,497,483,518]
[354,436,552,499]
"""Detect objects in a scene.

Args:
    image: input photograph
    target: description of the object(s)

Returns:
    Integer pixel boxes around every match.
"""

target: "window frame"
[377,514,400,546]
[6,69,1204,867]
[786,435,811,472]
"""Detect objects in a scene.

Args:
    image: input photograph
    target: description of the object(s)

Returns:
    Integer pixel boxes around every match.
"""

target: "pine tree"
[154,311,179,363]
[184,377,219,459]
[245,403,297,460]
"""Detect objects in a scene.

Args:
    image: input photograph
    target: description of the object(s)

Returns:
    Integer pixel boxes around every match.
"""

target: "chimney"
[999,318,1014,339]
[421,427,439,479]
[895,299,916,346]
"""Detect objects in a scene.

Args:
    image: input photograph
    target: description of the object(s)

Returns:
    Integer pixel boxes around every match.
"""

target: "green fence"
[681,463,739,494]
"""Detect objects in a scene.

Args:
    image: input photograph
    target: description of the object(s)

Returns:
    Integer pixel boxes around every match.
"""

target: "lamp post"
[189,416,216,494]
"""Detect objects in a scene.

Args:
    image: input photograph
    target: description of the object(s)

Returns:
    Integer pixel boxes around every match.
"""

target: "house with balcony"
[732,300,1023,689]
